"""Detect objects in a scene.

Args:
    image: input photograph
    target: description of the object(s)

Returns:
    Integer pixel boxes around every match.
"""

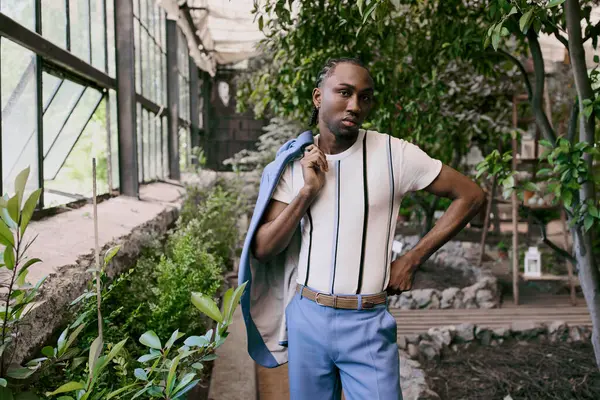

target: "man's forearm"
[410,195,484,266]
[252,189,316,262]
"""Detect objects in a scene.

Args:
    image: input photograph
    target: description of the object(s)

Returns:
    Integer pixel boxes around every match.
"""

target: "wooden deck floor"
[392,294,591,336]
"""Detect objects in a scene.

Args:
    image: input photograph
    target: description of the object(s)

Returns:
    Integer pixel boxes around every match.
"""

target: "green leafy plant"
[45,283,247,399]
[0,168,43,392]
[537,138,600,232]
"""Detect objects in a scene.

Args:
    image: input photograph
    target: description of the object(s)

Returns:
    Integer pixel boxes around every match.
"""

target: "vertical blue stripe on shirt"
[329,160,341,294]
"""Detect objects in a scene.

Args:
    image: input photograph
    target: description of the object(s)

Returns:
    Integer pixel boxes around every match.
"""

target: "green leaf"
[547,0,566,7]
[390,0,400,9]
[172,373,197,398]
[6,366,36,379]
[166,355,181,396]
[537,168,553,176]
[0,378,6,387]
[103,245,121,267]
[503,176,515,188]
[7,195,20,227]
[0,218,14,247]
[584,215,594,232]
[57,327,69,355]
[224,282,247,324]
[4,247,15,271]
[492,33,500,50]
[105,338,128,364]
[184,336,209,348]
[45,381,85,396]
[63,324,86,356]
[584,105,593,118]
[165,329,184,350]
[523,182,539,192]
[508,6,518,16]
[357,0,364,16]
[106,383,139,399]
[362,1,378,25]
[42,346,55,358]
[138,353,161,363]
[500,27,510,37]
[563,191,573,208]
[14,167,30,210]
[139,331,162,350]
[595,55,599,64]
[258,15,263,31]
[134,368,148,381]
[20,189,41,236]
[191,293,223,323]
[520,9,534,33]
[88,336,103,382]
[589,205,599,218]
[201,353,218,362]
[16,269,28,286]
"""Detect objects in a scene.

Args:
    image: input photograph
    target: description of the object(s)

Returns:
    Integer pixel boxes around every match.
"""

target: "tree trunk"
[565,0,600,369]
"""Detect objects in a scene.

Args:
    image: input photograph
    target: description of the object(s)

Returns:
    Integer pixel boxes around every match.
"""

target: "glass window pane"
[42,0,67,48]
[91,0,106,71]
[43,79,86,155]
[42,72,62,111]
[69,0,91,62]
[179,126,189,170]
[109,89,119,189]
[106,0,116,77]
[45,98,109,207]
[44,87,103,180]
[162,116,167,177]
[1,40,36,110]
[141,30,149,97]
[1,39,39,195]
[1,0,35,31]
[142,108,149,182]
[134,21,141,94]
[137,102,143,182]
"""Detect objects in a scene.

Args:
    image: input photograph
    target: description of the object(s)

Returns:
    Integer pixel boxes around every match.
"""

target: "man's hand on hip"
[386,252,421,295]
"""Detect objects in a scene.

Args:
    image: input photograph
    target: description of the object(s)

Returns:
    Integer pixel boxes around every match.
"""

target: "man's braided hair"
[309,57,370,127]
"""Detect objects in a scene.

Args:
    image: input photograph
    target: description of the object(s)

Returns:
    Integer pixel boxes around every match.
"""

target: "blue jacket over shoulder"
[238,130,314,368]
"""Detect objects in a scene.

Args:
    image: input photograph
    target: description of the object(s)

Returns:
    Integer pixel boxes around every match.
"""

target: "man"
[241,58,485,399]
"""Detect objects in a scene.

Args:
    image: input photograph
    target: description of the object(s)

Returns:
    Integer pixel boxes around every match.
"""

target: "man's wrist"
[299,186,319,200]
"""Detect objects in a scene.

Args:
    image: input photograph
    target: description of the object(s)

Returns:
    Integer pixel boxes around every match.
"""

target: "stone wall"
[389,235,500,310]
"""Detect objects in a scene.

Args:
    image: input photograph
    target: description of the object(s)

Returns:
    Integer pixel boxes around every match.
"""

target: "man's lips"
[342,118,358,127]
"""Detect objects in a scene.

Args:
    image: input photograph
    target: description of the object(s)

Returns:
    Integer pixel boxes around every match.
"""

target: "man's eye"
[362,96,372,102]
[340,90,350,96]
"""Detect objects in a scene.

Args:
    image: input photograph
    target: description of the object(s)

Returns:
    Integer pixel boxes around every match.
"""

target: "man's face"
[313,63,375,137]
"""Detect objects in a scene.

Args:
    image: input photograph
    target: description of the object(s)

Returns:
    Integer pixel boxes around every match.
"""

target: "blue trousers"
[285,290,402,400]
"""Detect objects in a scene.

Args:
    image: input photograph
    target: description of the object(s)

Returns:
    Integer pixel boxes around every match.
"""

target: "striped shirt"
[272,130,442,295]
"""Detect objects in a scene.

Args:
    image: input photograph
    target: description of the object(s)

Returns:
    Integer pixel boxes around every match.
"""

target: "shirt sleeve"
[394,138,443,195]
[271,163,295,204]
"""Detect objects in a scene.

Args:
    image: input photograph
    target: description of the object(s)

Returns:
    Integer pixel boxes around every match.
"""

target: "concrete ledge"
[12,182,185,364]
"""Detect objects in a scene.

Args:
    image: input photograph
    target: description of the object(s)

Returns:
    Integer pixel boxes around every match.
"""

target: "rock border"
[389,236,500,309]
[399,321,592,362]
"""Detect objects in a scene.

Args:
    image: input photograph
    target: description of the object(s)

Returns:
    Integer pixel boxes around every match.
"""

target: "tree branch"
[554,31,569,48]
[496,49,532,100]
[583,21,600,43]
[527,208,578,265]
[568,96,578,143]
[527,29,558,144]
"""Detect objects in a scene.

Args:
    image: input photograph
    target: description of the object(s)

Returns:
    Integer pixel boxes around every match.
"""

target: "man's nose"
[346,95,361,114]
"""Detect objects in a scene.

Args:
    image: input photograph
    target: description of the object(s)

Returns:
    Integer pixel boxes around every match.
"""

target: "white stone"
[569,326,583,342]
[399,293,416,309]
[428,327,454,348]
[441,287,460,309]
[456,323,475,342]
[412,289,435,309]
[476,289,494,303]
[407,343,419,358]
[418,340,439,360]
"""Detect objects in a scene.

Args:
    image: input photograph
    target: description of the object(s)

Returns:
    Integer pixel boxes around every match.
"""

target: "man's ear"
[312,88,321,108]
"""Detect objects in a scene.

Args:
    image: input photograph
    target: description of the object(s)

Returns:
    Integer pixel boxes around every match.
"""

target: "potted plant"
[497,241,508,260]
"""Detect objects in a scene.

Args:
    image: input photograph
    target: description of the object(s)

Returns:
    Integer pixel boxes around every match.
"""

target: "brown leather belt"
[296,285,387,310]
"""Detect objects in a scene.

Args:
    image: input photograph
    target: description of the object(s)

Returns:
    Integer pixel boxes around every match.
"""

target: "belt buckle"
[314,292,325,306]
